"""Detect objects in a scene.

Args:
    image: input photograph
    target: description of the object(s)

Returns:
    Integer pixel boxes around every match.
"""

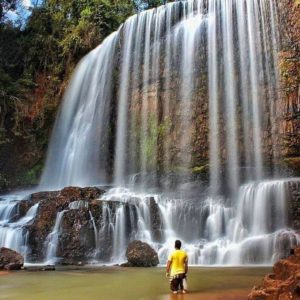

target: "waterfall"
[0,182,299,265]
[44,210,66,264]
[97,179,300,265]
[1,0,299,265]
[39,33,119,189]
[208,0,220,196]
[0,195,39,257]
[40,0,281,191]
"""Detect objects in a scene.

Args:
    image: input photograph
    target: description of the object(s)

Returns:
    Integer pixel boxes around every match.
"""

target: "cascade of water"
[236,0,252,181]
[114,16,137,185]
[128,11,147,177]
[246,0,264,180]
[140,10,155,184]
[0,201,39,256]
[262,0,281,170]
[162,5,172,174]
[89,179,300,265]
[45,210,66,264]
[97,202,114,260]
[40,33,119,190]
[112,205,127,260]
[89,210,99,257]
[176,13,204,169]
[1,182,297,265]
[208,0,220,196]
[221,0,240,194]
[149,6,165,176]
[0,201,18,225]
[13,203,39,226]
[68,200,89,210]
[236,181,287,236]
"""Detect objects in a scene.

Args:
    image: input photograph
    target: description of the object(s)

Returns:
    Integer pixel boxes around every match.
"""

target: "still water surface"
[0,267,270,300]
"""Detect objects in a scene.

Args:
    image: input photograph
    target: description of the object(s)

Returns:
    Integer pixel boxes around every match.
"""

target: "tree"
[0,0,137,189]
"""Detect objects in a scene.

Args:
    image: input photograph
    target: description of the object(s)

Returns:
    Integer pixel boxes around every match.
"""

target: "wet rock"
[287,181,300,230]
[30,191,60,201]
[148,197,163,242]
[0,247,24,270]
[248,246,300,299]
[57,208,95,265]
[25,186,105,262]
[273,230,300,261]
[24,265,55,271]
[40,265,56,271]
[125,240,159,267]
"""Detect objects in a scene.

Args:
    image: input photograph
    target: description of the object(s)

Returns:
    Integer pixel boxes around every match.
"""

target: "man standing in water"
[166,240,188,294]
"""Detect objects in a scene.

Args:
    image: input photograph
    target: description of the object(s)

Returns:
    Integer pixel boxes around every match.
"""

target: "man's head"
[175,240,181,249]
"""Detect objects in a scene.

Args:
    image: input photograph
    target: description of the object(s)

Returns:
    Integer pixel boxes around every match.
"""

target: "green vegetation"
[140,115,172,170]
[17,162,44,186]
[0,0,136,142]
[0,0,137,190]
[283,157,300,174]
[140,114,158,170]
[157,116,171,137]
[192,164,209,175]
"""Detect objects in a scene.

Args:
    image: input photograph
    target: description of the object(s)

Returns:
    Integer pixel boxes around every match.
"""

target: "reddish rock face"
[25,186,105,262]
[249,246,300,299]
[276,0,300,175]
[0,247,24,270]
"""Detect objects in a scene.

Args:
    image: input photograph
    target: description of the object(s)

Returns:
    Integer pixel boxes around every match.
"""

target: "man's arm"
[185,258,188,274]
[166,260,172,277]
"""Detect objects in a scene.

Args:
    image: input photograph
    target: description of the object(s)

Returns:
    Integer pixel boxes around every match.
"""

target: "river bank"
[0,266,270,299]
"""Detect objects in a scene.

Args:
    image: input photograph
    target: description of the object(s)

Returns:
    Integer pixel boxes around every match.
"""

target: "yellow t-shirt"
[168,249,188,277]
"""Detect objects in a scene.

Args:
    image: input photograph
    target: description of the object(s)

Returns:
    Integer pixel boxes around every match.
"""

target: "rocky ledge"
[249,246,300,299]
[8,186,163,265]
[24,186,106,263]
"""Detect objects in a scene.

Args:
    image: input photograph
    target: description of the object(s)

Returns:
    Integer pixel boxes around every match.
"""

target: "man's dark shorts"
[170,273,186,292]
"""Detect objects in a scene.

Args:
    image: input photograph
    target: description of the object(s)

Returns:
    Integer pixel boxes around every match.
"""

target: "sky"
[5,0,34,25]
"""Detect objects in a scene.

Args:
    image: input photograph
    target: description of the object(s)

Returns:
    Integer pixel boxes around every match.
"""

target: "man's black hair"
[175,240,181,249]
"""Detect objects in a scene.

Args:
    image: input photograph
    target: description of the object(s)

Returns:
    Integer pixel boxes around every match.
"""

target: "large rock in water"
[248,246,300,299]
[0,247,24,270]
[25,186,106,262]
[125,240,159,267]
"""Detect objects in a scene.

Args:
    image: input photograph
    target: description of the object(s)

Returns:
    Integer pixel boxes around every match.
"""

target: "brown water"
[0,267,270,300]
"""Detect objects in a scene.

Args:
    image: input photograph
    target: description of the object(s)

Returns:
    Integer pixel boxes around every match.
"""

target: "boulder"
[57,208,95,265]
[248,246,300,299]
[125,240,159,267]
[0,247,24,270]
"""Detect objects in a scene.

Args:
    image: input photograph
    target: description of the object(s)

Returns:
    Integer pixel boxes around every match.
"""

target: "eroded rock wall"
[126,0,300,180]
[277,0,300,174]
